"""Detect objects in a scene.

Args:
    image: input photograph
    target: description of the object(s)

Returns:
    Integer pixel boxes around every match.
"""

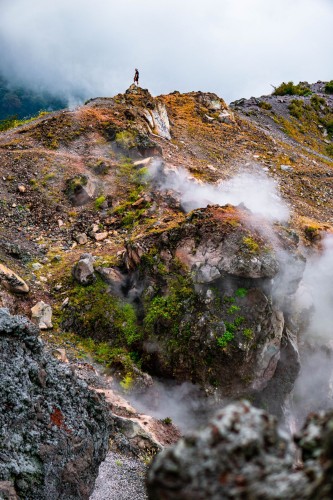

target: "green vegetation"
[120,373,134,391]
[161,417,173,425]
[243,236,259,253]
[0,74,65,120]
[227,304,241,315]
[0,110,49,132]
[325,81,333,94]
[62,276,141,346]
[288,99,304,119]
[112,158,150,229]
[94,195,106,210]
[243,328,254,340]
[272,81,312,97]
[258,101,272,110]
[65,175,88,195]
[235,287,248,298]
[144,275,195,336]
[310,95,326,110]
[116,130,138,149]
[326,144,333,158]
[217,330,234,348]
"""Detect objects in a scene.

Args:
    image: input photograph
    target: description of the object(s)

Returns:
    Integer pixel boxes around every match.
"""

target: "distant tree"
[0,74,66,120]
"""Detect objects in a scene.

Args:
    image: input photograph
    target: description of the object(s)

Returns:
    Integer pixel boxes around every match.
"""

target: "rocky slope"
[0,81,333,498]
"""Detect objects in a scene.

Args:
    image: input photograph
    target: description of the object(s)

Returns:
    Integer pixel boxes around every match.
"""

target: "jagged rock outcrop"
[122,205,301,404]
[0,308,111,499]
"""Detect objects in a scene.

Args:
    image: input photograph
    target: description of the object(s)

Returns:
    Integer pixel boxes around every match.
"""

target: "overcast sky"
[0,0,332,104]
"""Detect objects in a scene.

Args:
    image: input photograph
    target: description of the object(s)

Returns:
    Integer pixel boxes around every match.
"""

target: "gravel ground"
[90,452,148,500]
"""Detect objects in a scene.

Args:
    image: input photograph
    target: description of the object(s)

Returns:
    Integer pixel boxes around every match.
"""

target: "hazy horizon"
[1,0,333,105]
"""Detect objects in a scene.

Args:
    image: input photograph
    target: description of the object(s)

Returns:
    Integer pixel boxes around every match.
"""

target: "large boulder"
[122,205,299,402]
[0,308,111,499]
[147,401,309,499]
[147,401,333,499]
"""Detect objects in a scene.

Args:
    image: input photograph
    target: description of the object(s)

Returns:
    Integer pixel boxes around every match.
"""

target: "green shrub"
[288,99,304,119]
[322,119,333,135]
[94,195,106,210]
[325,81,333,94]
[326,144,333,157]
[273,81,311,96]
[310,95,326,110]
[258,101,272,110]
[235,288,248,298]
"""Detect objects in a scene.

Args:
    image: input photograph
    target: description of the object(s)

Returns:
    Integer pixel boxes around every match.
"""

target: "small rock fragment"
[74,233,88,245]
[31,301,53,329]
[0,264,29,294]
[72,253,95,285]
[94,232,108,242]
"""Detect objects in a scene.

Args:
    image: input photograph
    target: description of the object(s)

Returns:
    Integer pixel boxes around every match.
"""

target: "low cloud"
[0,0,332,104]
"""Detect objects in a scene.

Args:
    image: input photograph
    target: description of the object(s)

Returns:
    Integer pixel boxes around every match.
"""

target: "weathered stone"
[147,401,309,499]
[0,308,110,499]
[52,348,68,363]
[94,232,108,242]
[74,232,88,245]
[31,301,53,330]
[17,184,26,193]
[72,253,95,285]
[0,263,29,294]
[65,175,97,206]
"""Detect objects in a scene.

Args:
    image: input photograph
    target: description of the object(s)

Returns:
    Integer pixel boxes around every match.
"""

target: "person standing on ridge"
[134,68,139,86]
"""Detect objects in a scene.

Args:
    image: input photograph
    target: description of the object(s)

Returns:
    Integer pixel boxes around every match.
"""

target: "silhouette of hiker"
[134,68,139,86]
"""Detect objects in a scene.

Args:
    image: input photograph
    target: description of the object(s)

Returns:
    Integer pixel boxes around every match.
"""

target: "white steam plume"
[149,162,290,221]
[295,235,333,344]
[292,235,333,423]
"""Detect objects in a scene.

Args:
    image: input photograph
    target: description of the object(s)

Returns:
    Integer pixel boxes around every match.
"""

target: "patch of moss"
[243,236,259,253]
[94,195,106,210]
[65,175,88,195]
[144,275,196,337]
[61,276,141,346]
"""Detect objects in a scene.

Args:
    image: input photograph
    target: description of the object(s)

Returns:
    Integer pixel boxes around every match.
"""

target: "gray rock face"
[0,308,111,499]
[147,401,309,500]
[72,253,96,285]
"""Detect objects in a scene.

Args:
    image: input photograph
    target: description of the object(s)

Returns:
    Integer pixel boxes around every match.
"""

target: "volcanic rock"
[0,308,111,499]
